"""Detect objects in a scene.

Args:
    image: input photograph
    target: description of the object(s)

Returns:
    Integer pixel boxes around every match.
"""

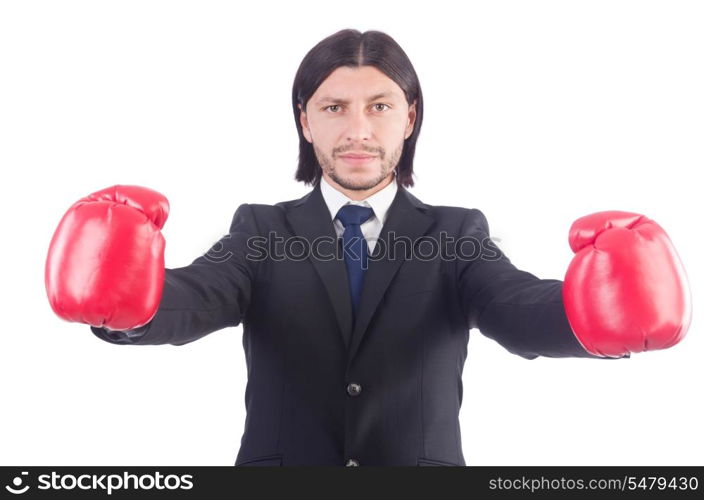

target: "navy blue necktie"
[336,204,375,318]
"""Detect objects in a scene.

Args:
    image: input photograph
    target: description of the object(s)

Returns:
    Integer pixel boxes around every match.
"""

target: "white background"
[1,0,702,466]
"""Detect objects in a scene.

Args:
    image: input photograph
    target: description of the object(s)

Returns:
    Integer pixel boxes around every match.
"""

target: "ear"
[298,103,313,143]
[404,99,417,139]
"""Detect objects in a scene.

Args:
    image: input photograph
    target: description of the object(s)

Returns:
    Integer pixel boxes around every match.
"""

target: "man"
[45,29,691,466]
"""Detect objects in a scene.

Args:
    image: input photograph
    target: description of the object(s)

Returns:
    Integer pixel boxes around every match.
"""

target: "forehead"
[312,65,405,103]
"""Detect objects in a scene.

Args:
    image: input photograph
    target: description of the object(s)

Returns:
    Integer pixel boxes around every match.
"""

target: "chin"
[328,162,392,189]
[344,178,387,191]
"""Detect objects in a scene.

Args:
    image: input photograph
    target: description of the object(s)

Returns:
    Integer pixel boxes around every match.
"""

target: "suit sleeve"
[90,203,259,346]
[456,209,626,360]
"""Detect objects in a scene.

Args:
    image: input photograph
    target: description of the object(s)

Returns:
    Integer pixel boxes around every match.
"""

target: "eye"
[322,103,391,113]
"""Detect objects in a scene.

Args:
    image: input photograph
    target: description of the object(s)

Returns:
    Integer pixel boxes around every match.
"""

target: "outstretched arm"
[456,209,600,360]
[91,203,260,346]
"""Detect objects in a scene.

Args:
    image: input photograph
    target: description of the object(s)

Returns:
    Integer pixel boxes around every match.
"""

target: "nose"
[344,107,373,143]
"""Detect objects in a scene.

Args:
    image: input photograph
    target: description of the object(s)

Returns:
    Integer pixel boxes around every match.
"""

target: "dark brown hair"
[292,29,424,188]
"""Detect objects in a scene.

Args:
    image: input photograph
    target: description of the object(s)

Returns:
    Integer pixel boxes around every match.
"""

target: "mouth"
[339,154,377,166]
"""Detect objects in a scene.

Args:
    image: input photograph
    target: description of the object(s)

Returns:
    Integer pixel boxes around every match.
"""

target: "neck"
[323,173,394,201]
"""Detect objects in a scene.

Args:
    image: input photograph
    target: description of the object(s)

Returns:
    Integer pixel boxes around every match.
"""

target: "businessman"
[45,29,691,466]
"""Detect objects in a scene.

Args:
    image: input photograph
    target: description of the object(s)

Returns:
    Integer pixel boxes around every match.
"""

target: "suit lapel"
[285,183,353,348]
[284,181,434,364]
[345,185,433,369]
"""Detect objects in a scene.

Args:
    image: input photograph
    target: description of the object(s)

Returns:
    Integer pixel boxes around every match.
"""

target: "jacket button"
[346,458,359,466]
[346,383,362,396]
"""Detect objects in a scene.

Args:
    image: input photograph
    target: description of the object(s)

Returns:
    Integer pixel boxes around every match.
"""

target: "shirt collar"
[320,173,398,225]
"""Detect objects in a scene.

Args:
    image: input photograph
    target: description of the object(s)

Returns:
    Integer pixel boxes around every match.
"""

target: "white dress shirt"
[319,173,398,255]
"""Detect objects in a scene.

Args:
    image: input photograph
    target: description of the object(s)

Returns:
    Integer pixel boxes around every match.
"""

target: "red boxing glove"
[45,185,169,330]
[563,211,691,357]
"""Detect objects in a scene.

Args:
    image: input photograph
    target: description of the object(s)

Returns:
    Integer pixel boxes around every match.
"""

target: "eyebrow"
[314,91,398,106]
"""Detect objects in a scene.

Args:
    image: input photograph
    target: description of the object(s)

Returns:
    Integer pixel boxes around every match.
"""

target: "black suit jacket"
[92,182,608,466]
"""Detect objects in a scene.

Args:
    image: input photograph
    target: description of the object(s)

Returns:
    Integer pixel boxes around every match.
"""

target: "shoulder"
[407,189,488,229]
[227,191,309,230]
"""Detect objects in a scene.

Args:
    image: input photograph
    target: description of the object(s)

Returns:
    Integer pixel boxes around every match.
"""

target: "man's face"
[298,65,416,194]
